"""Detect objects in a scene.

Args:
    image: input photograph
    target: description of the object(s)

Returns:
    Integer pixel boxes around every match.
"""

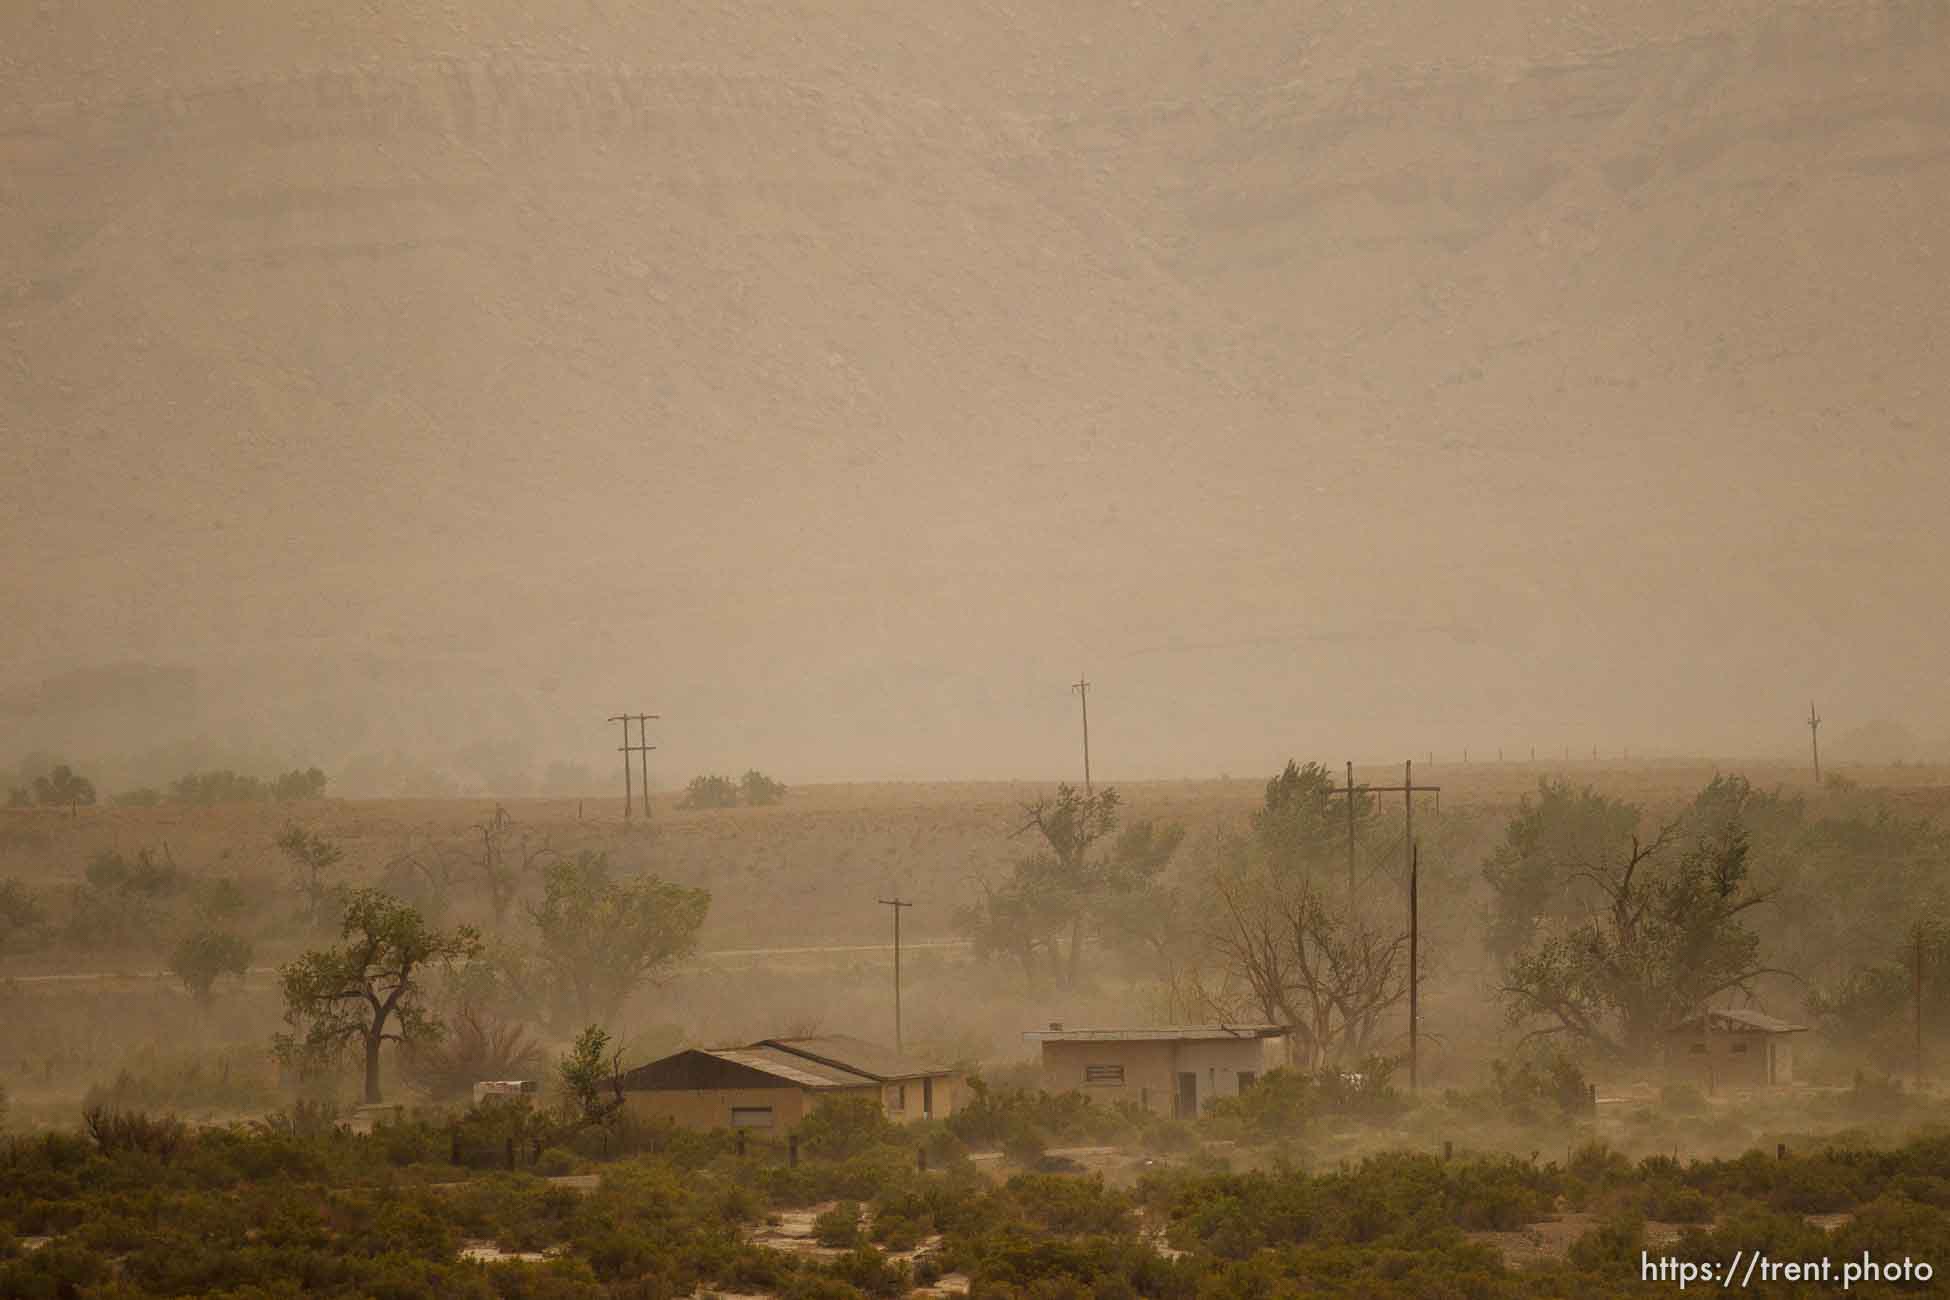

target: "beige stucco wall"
[1666,1033,1792,1090]
[1040,1038,1281,1116]
[881,1073,962,1122]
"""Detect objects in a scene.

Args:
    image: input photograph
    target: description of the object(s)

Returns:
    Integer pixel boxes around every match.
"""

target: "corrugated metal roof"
[756,1035,945,1082]
[1669,1008,1808,1035]
[706,1047,877,1089]
[1021,1024,1289,1043]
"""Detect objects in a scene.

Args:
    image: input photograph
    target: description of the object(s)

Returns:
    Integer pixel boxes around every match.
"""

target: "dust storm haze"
[4,1,1947,791]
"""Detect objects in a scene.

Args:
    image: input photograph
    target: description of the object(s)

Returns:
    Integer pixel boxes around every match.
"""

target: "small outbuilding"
[1022,1024,1289,1118]
[1665,1008,1808,1090]
[617,1035,961,1133]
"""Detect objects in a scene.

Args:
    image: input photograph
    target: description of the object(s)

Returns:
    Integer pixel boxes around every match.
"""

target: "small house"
[1665,1008,1808,1090]
[1022,1024,1289,1118]
[618,1034,960,1133]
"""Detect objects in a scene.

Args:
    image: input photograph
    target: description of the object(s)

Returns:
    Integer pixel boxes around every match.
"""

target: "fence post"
[737,1130,747,1158]
[789,1135,799,1168]
[918,1147,928,1173]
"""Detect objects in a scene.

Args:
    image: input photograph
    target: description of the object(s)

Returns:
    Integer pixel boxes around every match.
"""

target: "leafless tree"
[1192,865,1411,1072]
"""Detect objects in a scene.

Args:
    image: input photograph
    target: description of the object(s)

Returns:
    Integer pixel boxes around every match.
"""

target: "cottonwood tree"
[740,770,787,806]
[34,764,96,817]
[170,929,254,1004]
[1496,816,1783,1057]
[1193,865,1411,1071]
[528,852,709,1027]
[1482,780,1643,963]
[466,805,559,926]
[957,785,1184,989]
[277,825,346,928]
[1251,760,1371,880]
[274,889,482,1104]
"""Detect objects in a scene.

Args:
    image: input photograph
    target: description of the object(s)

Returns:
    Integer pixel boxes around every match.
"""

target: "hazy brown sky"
[4,2,1947,788]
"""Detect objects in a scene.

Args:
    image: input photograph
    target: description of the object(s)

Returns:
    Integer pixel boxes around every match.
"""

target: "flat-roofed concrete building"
[1665,1008,1807,1090]
[618,1034,960,1132]
[1023,1024,1289,1118]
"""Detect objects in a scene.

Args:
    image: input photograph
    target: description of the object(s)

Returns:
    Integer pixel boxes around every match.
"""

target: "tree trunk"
[1066,915,1084,988]
[364,1033,383,1104]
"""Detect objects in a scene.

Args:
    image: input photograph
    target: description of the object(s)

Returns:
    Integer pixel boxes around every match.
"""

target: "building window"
[1238,1071,1258,1092]
[892,1084,906,1110]
[1084,1064,1125,1085]
[730,1107,775,1129]
[1730,1042,1750,1055]
[1688,1043,1707,1054]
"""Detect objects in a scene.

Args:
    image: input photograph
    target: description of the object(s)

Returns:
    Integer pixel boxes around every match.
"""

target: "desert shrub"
[0,878,41,952]
[81,1106,190,1162]
[86,847,185,898]
[825,1244,907,1298]
[799,1096,901,1160]
[814,1200,864,1247]
[1567,1212,1645,1273]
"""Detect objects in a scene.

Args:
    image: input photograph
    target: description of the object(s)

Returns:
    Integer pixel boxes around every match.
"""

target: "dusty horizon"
[5,1,1947,788]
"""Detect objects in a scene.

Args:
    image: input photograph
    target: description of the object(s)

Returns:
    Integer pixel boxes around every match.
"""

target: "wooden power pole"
[1324,760,1440,898]
[1808,702,1822,785]
[1409,839,1420,1092]
[608,713,659,822]
[878,897,914,1051]
[1072,675,1092,793]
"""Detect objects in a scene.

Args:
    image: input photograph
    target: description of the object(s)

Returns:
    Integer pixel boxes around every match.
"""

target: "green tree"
[679,774,739,809]
[557,1024,626,1130]
[274,889,482,1104]
[33,764,96,816]
[1497,815,1782,1057]
[1251,760,1368,880]
[170,929,254,1004]
[276,824,346,927]
[272,767,328,801]
[740,769,787,806]
[1482,780,1645,964]
[528,852,709,1026]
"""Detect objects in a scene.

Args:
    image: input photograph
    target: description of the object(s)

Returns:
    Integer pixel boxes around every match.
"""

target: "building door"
[1176,1072,1198,1119]
[922,1077,934,1120]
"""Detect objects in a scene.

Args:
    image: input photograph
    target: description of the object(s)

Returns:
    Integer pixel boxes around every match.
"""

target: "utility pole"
[608,713,659,822]
[1809,702,1823,785]
[1409,840,1419,1092]
[878,897,914,1052]
[1323,760,1440,899]
[1072,675,1092,793]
